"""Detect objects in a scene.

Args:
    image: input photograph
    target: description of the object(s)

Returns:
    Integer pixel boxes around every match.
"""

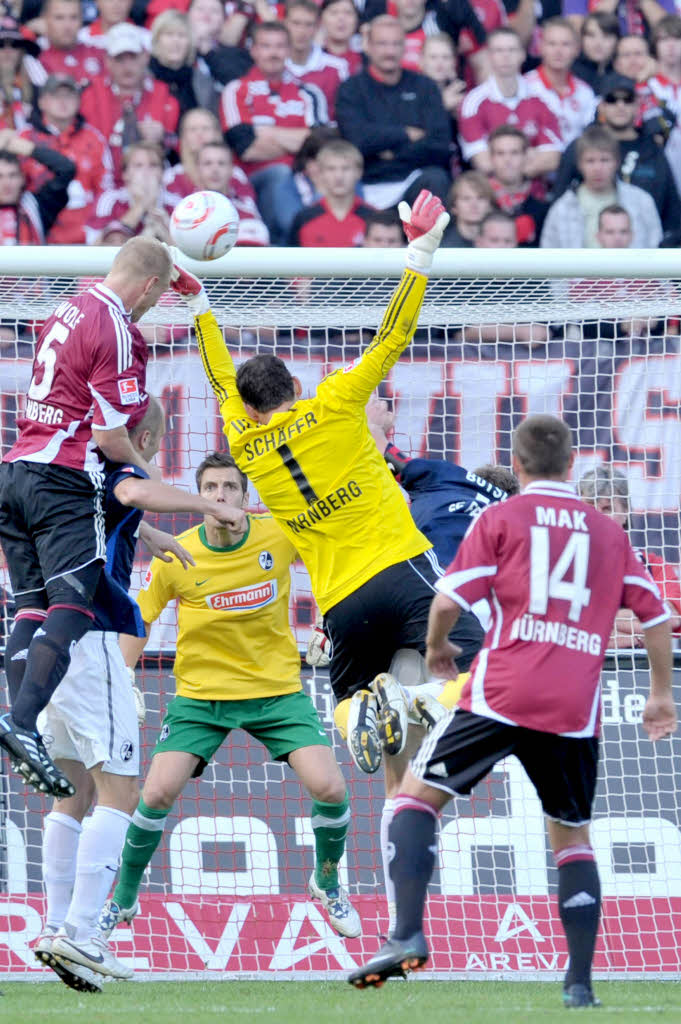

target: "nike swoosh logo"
[59,942,104,965]
[195,579,209,586]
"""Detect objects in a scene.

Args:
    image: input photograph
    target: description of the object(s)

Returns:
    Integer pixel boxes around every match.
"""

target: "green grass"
[2,980,681,1024]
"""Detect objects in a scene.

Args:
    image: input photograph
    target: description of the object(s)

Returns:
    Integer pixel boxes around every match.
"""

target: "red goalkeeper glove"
[166,245,210,315]
[398,190,450,274]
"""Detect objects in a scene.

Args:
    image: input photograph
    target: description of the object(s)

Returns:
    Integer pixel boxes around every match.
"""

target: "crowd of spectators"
[0,0,680,250]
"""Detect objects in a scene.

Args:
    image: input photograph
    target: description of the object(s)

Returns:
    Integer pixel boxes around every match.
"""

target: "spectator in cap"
[37,0,104,89]
[20,72,115,242]
[551,71,681,236]
[0,12,41,130]
[80,22,180,184]
[0,124,75,242]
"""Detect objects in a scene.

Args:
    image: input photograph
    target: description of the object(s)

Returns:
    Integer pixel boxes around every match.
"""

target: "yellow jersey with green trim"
[196,268,432,614]
[136,514,300,700]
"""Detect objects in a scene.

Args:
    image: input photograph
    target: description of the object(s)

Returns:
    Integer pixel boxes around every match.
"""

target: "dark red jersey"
[6,285,149,472]
[289,196,373,246]
[80,76,180,184]
[38,43,104,88]
[437,480,668,737]
[459,75,562,163]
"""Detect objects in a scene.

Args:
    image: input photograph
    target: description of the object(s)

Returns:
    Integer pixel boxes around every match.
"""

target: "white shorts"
[38,631,139,776]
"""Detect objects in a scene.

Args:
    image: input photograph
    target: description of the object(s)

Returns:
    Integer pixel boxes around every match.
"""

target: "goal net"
[1,247,680,980]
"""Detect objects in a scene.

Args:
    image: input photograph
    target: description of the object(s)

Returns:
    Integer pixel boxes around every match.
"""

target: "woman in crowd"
[149,9,215,117]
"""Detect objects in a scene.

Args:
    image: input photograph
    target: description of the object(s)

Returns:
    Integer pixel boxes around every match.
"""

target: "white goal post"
[0,246,680,982]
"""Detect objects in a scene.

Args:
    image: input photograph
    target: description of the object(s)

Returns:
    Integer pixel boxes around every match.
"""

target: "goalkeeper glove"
[398,190,450,275]
[305,612,332,668]
[166,245,210,315]
[127,666,147,727]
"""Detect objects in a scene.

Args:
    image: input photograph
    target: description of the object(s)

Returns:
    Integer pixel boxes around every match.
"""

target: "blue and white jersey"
[385,444,511,568]
[91,461,147,638]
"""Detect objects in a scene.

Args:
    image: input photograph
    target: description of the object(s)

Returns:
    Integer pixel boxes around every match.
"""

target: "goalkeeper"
[100,451,359,946]
[174,190,482,778]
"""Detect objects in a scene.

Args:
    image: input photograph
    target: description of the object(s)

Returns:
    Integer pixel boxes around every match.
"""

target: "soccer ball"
[170,191,239,261]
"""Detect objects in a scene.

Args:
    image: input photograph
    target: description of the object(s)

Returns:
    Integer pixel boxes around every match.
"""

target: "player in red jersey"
[349,414,677,1008]
[0,237,174,799]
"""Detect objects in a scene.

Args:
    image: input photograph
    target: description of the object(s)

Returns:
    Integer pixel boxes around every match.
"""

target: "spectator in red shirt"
[458,26,562,179]
[0,13,40,131]
[289,138,372,245]
[221,21,327,243]
[285,0,348,119]
[578,465,681,646]
[20,73,114,243]
[38,0,104,88]
[80,23,180,185]
[0,125,75,242]
[440,169,495,246]
[163,104,221,196]
[524,17,596,147]
[195,140,269,245]
[361,207,405,246]
[87,139,176,245]
[488,124,548,245]
[320,0,362,75]
[350,414,676,1006]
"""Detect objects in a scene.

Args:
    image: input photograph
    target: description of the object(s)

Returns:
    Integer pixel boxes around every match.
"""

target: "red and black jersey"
[288,196,373,246]
[6,284,149,473]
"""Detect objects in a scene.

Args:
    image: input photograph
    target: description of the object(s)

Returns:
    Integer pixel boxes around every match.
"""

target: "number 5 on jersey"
[28,322,70,402]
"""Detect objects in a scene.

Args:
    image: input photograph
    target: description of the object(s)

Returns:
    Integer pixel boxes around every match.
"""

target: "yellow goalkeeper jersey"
[196,268,432,614]
[136,514,301,700]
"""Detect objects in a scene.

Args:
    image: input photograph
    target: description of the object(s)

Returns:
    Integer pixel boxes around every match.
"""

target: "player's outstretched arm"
[138,522,196,569]
[322,191,449,408]
[113,476,246,533]
[168,251,247,427]
[641,620,677,740]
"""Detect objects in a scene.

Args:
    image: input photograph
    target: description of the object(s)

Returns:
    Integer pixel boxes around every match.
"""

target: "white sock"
[43,811,82,931]
[65,805,132,942]
[380,798,396,936]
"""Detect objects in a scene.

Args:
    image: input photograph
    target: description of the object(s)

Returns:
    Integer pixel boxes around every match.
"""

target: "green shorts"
[153,690,331,775]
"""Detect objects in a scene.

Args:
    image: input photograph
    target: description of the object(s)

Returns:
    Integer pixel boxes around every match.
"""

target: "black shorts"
[0,461,106,611]
[325,552,485,702]
[411,709,599,826]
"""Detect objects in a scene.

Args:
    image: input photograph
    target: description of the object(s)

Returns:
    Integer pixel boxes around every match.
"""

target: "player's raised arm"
[112,474,246,533]
[168,256,247,428]
[320,191,449,408]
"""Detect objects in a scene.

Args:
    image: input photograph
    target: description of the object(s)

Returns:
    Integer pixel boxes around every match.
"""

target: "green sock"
[312,792,350,891]
[113,799,169,909]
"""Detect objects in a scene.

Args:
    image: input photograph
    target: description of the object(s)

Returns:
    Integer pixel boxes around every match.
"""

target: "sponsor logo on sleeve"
[142,566,153,590]
[207,580,277,611]
[118,377,140,405]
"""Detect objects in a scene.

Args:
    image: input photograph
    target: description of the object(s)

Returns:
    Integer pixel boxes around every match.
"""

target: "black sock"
[4,614,44,705]
[389,801,438,941]
[12,607,92,732]
[557,855,601,989]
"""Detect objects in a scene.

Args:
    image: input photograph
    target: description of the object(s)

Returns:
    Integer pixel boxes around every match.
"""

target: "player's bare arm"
[640,620,677,740]
[112,475,247,533]
[425,592,463,678]
[138,522,196,570]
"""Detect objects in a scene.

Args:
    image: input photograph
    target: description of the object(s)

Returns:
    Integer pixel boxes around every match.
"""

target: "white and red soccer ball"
[170,191,239,261]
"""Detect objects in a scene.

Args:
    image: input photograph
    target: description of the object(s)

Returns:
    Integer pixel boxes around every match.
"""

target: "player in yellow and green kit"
[168,191,484,783]
[98,451,360,945]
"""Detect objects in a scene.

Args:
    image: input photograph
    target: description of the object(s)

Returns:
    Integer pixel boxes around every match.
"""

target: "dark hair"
[598,202,630,228]
[292,124,339,173]
[652,13,681,56]
[488,124,528,149]
[478,209,515,232]
[195,451,248,493]
[582,11,620,39]
[364,208,404,231]
[236,354,296,413]
[0,150,21,170]
[473,464,520,495]
[512,415,573,477]
[286,0,319,15]
[252,20,290,44]
[576,123,619,162]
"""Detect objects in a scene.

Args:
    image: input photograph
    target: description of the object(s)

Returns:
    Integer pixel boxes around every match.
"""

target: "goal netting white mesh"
[1,247,680,980]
